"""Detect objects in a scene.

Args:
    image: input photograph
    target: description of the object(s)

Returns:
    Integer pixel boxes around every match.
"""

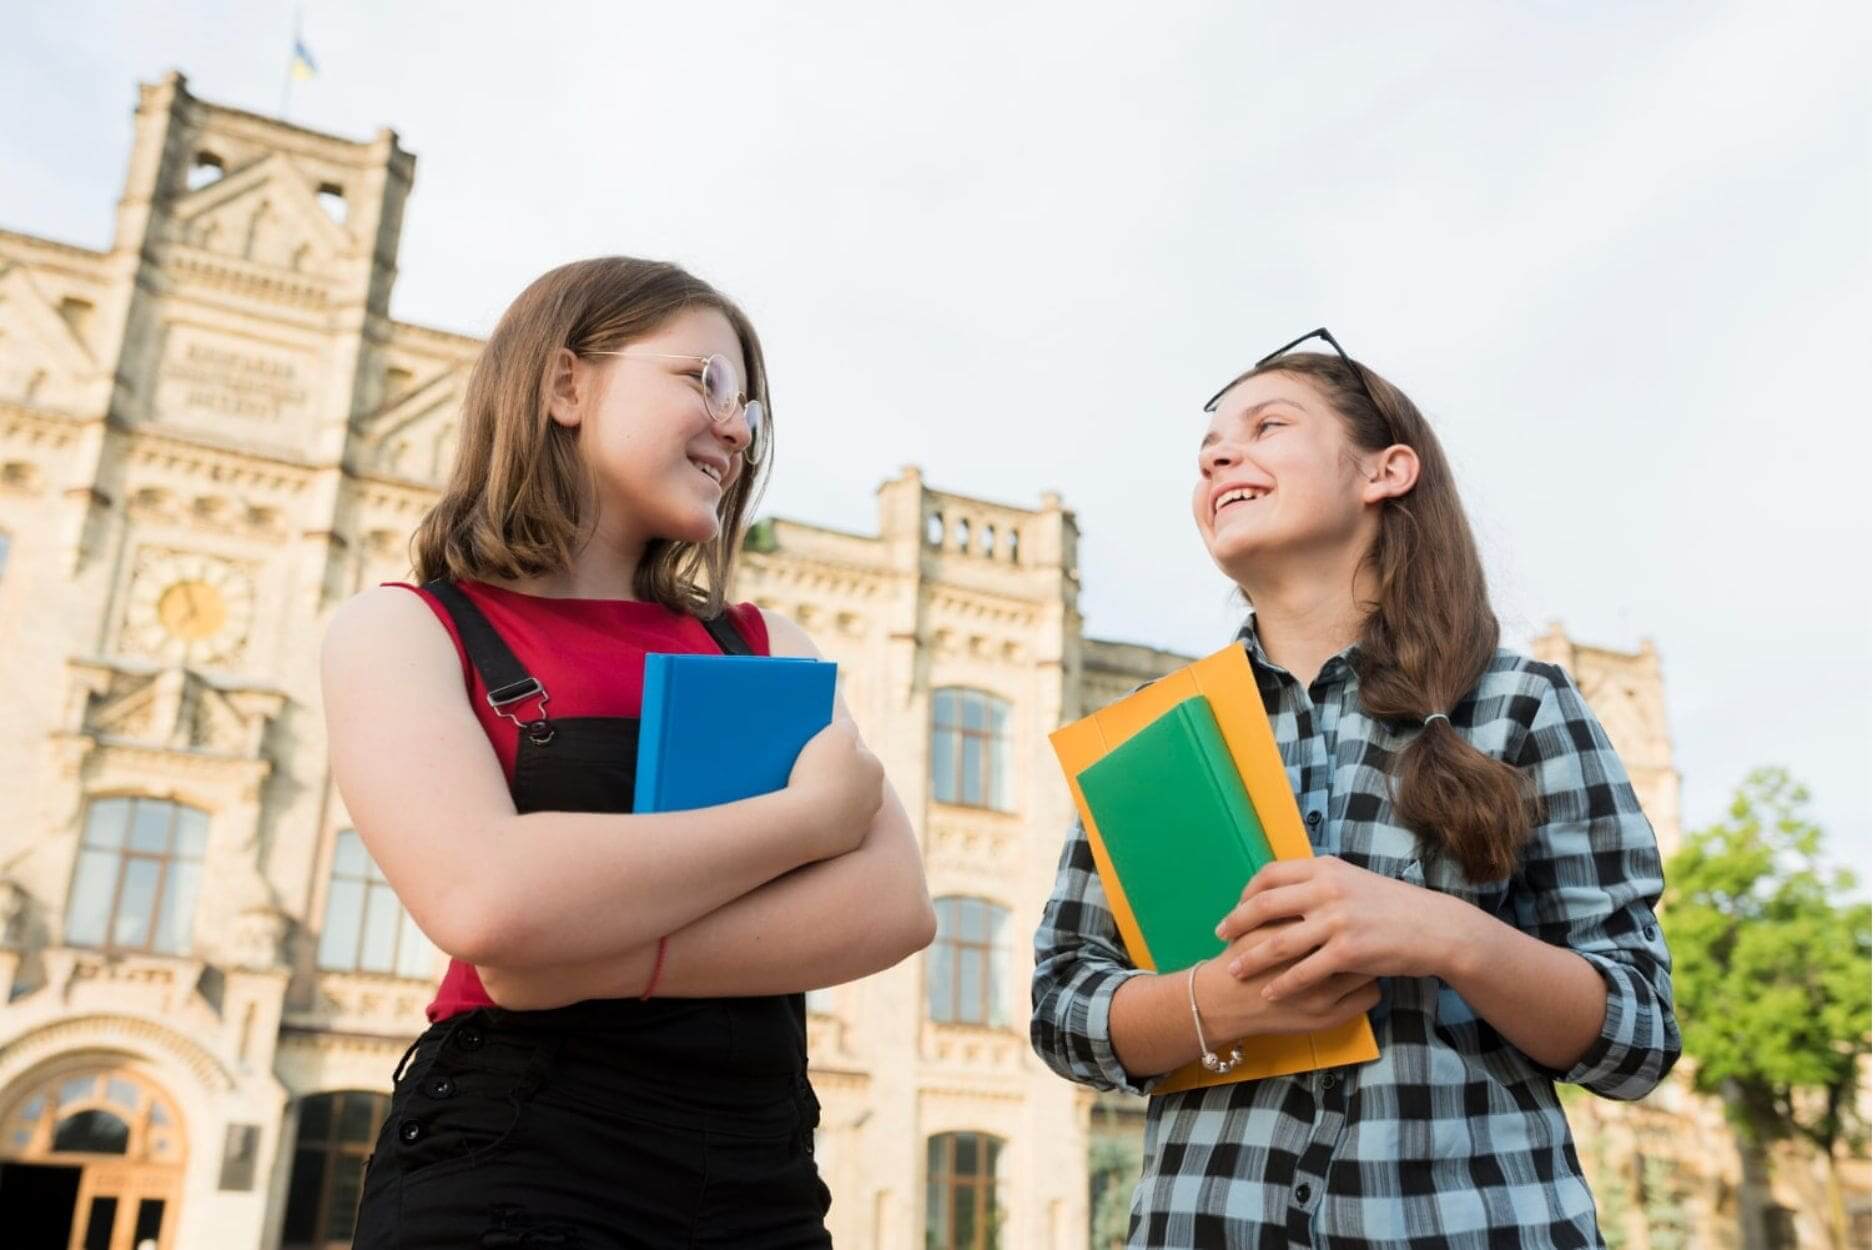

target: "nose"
[713,405,753,455]
[1200,439,1242,475]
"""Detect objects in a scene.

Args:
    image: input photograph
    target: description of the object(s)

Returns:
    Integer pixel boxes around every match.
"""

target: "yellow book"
[1049,643,1380,1095]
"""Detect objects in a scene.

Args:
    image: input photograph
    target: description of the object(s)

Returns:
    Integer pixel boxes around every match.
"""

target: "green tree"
[1088,1131,1141,1250]
[1663,767,1871,1250]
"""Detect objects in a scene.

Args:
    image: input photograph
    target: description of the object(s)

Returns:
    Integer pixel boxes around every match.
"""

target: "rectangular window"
[928,898,1012,1028]
[317,878,365,969]
[318,829,434,978]
[931,691,1014,812]
[65,798,207,955]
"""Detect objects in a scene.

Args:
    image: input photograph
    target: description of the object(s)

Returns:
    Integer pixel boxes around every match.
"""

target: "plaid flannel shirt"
[1031,623,1680,1249]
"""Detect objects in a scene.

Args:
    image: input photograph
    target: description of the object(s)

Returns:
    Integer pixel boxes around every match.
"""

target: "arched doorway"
[0,1064,185,1250]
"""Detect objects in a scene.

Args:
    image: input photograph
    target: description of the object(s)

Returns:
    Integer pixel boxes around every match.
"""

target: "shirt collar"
[1235,608,1361,686]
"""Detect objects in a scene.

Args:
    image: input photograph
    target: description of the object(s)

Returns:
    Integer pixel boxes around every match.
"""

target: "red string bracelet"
[640,936,669,1001]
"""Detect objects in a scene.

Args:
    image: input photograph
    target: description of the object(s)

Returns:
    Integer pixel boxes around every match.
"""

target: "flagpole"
[280,7,302,118]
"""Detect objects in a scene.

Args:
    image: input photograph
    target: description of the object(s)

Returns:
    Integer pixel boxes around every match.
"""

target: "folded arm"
[474,609,936,1007]
[321,588,851,969]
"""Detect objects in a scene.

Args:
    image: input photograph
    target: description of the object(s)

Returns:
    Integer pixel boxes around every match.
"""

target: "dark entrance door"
[0,1160,83,1247]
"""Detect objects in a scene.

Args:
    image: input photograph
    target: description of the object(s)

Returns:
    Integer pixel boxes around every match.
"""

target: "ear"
[1360,444,1420,504]
[546,348,585,430]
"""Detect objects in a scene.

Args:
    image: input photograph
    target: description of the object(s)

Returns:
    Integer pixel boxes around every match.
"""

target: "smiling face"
[553,304,754,550]
[1192,369,1387,584]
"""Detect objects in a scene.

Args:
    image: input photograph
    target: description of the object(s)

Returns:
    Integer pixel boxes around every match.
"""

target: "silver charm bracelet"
[1187,964,1244,1074]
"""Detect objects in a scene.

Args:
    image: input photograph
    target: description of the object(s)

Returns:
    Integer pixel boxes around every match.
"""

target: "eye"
[1254,418,1283,437]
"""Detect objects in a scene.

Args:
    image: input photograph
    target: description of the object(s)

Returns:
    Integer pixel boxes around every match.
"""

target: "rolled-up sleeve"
[1513,666,1683,1100]
[1029,814,1160,1095]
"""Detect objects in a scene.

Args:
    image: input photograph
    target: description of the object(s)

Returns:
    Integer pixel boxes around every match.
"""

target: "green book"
[1075,696,1277,972]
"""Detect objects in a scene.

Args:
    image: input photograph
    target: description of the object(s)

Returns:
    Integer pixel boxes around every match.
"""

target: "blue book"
[634,654,838,813]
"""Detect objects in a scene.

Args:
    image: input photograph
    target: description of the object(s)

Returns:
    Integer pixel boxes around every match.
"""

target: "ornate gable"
[69,662,285,759]
[170,152,354,274]
[0,262,99,410]
[356,366,466,483]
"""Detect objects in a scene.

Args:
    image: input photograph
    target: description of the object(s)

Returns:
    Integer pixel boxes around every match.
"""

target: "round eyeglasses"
[590,350,765,464]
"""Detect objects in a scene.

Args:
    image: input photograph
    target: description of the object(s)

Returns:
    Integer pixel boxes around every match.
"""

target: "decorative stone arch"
[0,1026,221,1250]
[0,1014,281,1250]
[0,1058,187,1167]
[0,1014,238,1104]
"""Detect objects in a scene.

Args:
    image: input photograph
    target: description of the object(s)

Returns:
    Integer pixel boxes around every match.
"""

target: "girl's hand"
[1214,858,1464,1003]
[787,719,885,860]
[1194,929,1381,1039]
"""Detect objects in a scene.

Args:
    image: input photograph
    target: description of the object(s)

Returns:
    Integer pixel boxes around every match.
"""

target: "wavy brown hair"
[1233,352,1539,882]
[410,257,770,618]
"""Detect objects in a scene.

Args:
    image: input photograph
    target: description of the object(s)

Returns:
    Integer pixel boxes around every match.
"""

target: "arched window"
[281,1091,390,1249]
[64,797,206,954]
[316,182,348,225]
[926,1132,1004,1250]
[0,1067,184,1165]
[317,830,437,978]
[926,897,1010,1028]
[931,690,1012,811]
[185,152,224,191]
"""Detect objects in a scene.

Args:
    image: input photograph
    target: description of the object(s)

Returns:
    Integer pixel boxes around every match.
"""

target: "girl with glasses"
[324,256,935,1248]
[1031,334,1680,1248]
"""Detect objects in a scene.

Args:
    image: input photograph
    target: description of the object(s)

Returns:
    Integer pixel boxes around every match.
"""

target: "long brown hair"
[1237,353,1538,882]
[411,256,770,617]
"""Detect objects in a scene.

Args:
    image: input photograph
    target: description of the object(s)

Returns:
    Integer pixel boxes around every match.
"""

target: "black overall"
[352,581,832,1249]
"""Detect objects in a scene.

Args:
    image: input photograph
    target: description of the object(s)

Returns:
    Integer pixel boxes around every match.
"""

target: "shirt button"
[1644,925,1658,940]
[1294,1183,1312,1205]
[424,1075,455,1099]
[1306,811,1323,830]
[399,1119,423,1144]
[1321,1072,1339,1090]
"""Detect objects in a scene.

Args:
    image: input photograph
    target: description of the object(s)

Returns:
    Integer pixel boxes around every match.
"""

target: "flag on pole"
[290,37,318,81]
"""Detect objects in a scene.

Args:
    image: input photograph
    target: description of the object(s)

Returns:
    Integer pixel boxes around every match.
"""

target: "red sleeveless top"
[385,580,771,1021]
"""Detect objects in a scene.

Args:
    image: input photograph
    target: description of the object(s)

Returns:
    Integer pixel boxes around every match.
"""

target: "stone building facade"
[4,69,1864,1250]
[0,73,1186,1249]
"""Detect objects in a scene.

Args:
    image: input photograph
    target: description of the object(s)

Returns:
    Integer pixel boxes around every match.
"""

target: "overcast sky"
[4,2,1869,884]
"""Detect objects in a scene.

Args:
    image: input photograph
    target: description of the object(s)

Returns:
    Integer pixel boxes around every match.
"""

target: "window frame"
[281,1090,390,1250]
[315,828,435,979]
[64,796,207,956]
[925,1131,1004,1250]
[929,688,1014,812]
[925,896,1012,1029]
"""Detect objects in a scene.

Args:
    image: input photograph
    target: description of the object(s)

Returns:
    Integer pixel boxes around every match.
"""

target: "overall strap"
[422,579,553,742]
[700,609,755,656]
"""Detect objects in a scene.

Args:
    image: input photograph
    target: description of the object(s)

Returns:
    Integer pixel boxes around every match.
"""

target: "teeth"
[1215,487,1266,513]
[692,460,721,483]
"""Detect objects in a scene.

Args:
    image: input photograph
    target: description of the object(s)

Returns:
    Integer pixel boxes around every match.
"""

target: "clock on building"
[123,550,257,665]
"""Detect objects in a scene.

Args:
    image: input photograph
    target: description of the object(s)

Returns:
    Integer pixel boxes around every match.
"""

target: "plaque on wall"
[152,323,316,430]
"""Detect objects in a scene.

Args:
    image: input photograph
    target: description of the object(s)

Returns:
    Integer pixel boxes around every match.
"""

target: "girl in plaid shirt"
[1031,332,1680,1249]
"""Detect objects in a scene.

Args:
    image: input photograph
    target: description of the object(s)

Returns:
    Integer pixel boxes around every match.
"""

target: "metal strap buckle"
[486,677,552,743]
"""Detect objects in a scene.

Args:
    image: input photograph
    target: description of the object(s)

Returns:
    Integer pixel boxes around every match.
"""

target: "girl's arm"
[477,785,930,1005]
[473,611,936,1006]
[320,587,881,969]
[1029,813,1376,1092]
[1220,667,1681,1099]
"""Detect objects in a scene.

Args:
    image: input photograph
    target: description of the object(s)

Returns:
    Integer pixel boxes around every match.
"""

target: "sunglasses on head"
[1202,327,1383,415]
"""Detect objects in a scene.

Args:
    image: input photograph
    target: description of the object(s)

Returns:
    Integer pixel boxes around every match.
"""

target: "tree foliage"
[1662,767,1870,1155]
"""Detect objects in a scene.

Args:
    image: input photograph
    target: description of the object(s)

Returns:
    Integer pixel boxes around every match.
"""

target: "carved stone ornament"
[0,876,30,948]
[226,904,291,971]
